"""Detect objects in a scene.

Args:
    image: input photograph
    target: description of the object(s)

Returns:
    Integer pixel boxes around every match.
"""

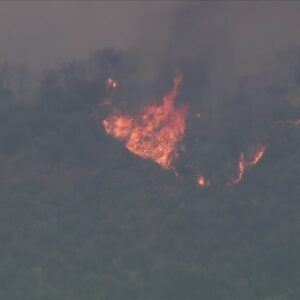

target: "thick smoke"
[134,3,300,185]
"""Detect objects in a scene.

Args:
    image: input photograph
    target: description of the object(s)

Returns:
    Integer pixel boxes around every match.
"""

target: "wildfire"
[230,145,266,185]
[100,70,277,186]
[231,152,246,185]
[248,145,266,166]
[106,77,119,89]
[197,175,210,187]
[102,73,187,171]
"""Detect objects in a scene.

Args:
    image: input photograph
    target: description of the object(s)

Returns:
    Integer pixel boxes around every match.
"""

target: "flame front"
[230,145,266,185]
[102,73,187,170]
[248,145,266,167]
[197,175,210,187]
[231,152,246,185]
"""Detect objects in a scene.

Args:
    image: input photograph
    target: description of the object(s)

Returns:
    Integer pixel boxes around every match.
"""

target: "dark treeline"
[0,44,300,300]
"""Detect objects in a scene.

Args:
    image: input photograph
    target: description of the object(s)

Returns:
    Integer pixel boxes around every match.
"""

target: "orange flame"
[197,175,210,187]
[102,73,187,171]
[106,77,119,89]
[230,145,266,185]
[231,152,246,185]
[248,145,266,167]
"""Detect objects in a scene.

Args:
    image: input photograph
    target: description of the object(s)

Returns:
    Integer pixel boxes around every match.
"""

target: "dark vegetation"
[0,47,299,300]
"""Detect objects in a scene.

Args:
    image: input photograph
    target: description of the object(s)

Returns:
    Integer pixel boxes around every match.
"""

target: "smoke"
[1,3,300,187]
[137,2,300,120]
[139,2,300,83]
[132,2,300,185]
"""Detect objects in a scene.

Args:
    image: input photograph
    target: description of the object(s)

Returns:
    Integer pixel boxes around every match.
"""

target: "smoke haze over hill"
[0,2,300,300]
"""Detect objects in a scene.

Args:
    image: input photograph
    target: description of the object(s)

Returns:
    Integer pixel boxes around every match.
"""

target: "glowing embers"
[197,175,211,187]
[106,77,119,89]
[103,73,187,171]
[230,145,266,185]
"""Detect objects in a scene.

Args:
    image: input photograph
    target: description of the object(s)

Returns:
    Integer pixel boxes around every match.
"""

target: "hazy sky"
[0,1,174,71]
[1,1,300,78]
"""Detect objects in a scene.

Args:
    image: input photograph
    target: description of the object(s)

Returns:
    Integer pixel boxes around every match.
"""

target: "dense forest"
[0,46,299,300]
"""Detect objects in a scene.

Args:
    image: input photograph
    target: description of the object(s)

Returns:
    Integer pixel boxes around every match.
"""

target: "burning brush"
[102,72,188,172]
